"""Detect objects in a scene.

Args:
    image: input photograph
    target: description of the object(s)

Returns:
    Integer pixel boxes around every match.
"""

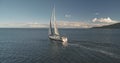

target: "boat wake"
[65,40,120,59]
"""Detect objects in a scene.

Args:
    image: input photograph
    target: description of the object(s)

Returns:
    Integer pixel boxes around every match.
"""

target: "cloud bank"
[0,17,119,28]
[92,17,118,23]
[57,21,91,28]
[0,22,48,28]
[0,21,91,28]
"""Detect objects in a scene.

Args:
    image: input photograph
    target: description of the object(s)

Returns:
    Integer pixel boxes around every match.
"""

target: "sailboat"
[48,7,68,42]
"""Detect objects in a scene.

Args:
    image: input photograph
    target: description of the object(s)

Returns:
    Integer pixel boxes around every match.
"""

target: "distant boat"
[48,7,68,42]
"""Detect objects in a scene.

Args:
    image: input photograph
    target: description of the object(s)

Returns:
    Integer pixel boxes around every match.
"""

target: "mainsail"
[49,19,53,35]
[49,6,59,36]
[53,7,59,35]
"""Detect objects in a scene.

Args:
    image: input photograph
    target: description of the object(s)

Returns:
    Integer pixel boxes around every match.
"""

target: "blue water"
[0,28,120,63]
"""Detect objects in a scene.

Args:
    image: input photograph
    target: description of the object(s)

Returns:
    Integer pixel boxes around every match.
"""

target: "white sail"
[48,6,68,42]
[53,7,59,35]
[49,19,53,35]
[49,9,54,35]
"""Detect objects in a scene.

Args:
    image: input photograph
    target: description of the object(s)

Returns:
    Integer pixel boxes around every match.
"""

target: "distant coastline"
[92,23,120,29]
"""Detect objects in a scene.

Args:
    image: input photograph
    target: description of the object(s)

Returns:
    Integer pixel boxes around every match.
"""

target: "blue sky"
[0,0,120,28]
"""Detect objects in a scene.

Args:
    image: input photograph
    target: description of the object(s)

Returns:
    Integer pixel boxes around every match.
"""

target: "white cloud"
[95,12,99,15]
[92,17,118,23]
[65,14,71,18]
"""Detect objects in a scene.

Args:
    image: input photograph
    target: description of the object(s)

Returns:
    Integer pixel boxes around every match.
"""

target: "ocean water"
[0,28,120,63]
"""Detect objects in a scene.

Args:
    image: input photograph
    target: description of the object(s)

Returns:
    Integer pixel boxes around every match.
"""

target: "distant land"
[92,23,120,29]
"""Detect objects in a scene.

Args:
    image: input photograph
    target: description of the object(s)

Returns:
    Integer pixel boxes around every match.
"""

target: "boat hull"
[49,35,68,42]
[49,35,62,42]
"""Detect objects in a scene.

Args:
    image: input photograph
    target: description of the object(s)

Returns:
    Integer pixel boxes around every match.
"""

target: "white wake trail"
[68,43,120,59]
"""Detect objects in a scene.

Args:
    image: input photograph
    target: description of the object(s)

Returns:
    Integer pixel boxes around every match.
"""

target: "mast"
[53,6,59,35]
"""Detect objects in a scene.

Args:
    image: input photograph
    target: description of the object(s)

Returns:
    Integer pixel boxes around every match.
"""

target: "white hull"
[49,35,62,41]
[49,35,68,42]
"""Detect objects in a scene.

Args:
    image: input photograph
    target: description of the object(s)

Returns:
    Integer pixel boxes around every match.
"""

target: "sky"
[0,0,120,28]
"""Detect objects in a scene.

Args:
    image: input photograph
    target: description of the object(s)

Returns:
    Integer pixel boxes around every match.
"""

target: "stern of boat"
[61,36,68,42]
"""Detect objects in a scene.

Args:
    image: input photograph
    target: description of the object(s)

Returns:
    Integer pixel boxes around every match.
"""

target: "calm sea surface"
[0,28,120,63]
